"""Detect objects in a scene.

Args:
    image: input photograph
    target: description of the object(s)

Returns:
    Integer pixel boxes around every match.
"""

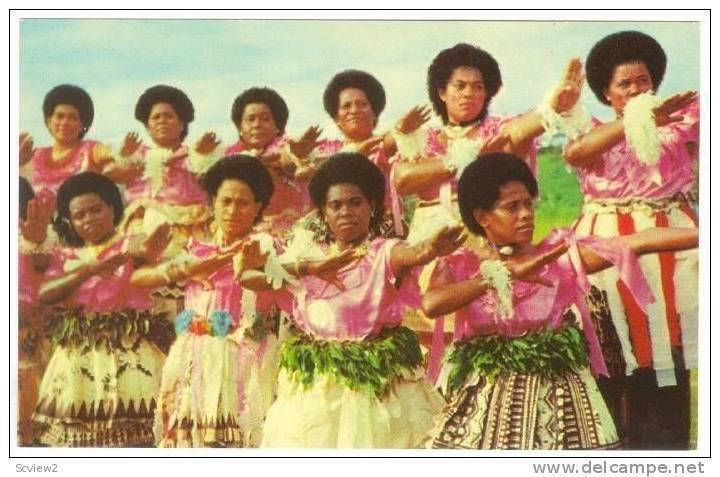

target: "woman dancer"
[300,69,426,241]
[391,44,585,368]
[18,178,53,445]
[225,87,320,235]
[424,153,698,449]
[132,156,283,447]
[121,84,223,256]
[244,153,465,448]
[33,172,173,447]
[564,30,699,448]
[19,84,136,207]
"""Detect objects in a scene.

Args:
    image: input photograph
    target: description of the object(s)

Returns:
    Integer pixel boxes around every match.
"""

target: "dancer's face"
[323,183,373,245]
[68,193,115,245]
[473,181,535,246]
[46,104,84,145]
[147,102,184,148]
[336,88,376,142]
[439,66,486,124]
[605,61,654,117]
[213,179,261,241]
[240,102,278,150]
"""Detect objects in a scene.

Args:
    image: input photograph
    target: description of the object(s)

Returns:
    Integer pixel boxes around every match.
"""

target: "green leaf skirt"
[279,325,424,399]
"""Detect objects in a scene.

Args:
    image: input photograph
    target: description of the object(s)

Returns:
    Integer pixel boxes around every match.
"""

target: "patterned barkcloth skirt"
[429,367,620,450]
[154,332,279,448]
[33,309,171,447]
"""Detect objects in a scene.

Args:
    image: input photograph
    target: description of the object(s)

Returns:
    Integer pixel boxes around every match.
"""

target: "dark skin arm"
[423,227,698,317]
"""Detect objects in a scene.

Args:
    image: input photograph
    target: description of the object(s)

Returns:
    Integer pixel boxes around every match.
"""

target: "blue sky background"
[19,19,700,149]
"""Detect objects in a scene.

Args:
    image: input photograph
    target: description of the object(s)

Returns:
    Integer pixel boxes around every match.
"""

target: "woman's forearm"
[579,227,699,274]
[564,120,625,168]
[500,111,545,151]
[129,266,168,288]
[39,264,95,305]
[393,159,454,196]
[423,277,489,317]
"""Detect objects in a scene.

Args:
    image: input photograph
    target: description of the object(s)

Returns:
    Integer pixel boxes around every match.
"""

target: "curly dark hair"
[231,87,289,135]
[323,70,386,122]
[42,84,95,139]
[203,155,275,223]
[458,152,538,236]
[53,172,124,247]
[134,85,195,141]
[308,152,386,229]
[586,30,667,106]
[19,177,34,222]
[427,43,502,125]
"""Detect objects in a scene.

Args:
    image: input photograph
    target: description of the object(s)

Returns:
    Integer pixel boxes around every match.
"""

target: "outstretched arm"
[390,225,466,280]
[422,243,568,317]
[578,227,699,274]
[565,91,698,168]
[39,253,126,305]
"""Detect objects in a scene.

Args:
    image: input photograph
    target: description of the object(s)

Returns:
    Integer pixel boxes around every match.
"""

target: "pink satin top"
[124,144,207,205]
[290,238,421,341]
[434,229,655,376]
[225,136,310,219]
[577,99,699,200]
[182,238,277,324]
[316,138,395,209]
[28,140,101,203]
[414,116,538,202]
[46,236,152,312]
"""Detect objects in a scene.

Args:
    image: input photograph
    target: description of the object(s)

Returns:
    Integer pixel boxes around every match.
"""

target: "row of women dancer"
[18,30,699,449]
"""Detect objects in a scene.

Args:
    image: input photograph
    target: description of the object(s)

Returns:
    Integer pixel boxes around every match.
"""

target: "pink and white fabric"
[25,141,102,205]
[289,237,422,341]
[124,144,207,205]
[431,228,656,379]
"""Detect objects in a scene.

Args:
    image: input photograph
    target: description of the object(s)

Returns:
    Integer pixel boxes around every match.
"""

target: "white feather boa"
[623,92,662,166]
[536,89,592,143]
[445,137,484,180]
[480,259,514,322]
[392,127,429,161]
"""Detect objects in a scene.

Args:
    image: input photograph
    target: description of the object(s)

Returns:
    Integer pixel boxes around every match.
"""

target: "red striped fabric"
[655,212,682,347]
[616,212,654,368]
[680,203,699,227]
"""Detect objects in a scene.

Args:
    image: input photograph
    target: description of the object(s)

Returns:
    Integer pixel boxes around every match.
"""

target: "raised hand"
[289,125,322,159]
[121,132,143,157]
[355,136,385,157]
[550,58,585,114]
[19,132,35,167]
[194,131,221,155]
[505,243,568,287]
[142,223,172,261]
[123,204,146,233]
[259,153,283,174]
[396,105,432,135]
[237,239,270,274]
[91,252,129,277]
[428,224,467,258]
[654,91,698,127]
[306,248,358,291]
[20,197,53,244]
